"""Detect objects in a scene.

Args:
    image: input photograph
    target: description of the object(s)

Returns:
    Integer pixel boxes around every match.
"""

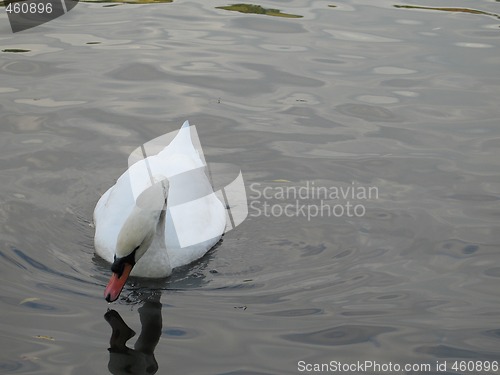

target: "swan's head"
[103,220,156,302]
[104,182,167,302]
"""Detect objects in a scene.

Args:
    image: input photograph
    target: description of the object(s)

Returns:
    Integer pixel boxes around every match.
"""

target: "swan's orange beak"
[104,263,133,302]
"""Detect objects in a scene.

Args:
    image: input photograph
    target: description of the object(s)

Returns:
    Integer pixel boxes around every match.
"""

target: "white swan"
[94,121,226,302]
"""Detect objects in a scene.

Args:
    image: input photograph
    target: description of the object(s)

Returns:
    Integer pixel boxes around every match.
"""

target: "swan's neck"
[116,182,168,259]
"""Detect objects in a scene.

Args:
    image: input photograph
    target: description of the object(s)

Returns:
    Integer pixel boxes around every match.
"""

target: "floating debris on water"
[216,4,302,18]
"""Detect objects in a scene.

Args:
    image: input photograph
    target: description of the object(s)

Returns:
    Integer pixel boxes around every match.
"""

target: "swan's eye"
[111,247,139,276]
[111,258,125,276]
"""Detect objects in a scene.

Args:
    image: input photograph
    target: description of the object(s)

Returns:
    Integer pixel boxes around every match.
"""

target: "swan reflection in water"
[100,242,215,375]
[104,294,162,375]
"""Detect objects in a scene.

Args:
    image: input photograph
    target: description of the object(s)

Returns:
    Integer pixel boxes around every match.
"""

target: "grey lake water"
[1,1,500,374]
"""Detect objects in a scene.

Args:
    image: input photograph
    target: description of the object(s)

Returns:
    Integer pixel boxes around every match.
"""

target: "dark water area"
[1,1,499,374]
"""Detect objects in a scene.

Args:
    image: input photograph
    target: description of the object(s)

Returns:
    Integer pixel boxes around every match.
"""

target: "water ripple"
[283,325,395,346]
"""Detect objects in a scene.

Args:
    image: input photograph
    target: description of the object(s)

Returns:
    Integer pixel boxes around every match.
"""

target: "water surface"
[1,1,499,374]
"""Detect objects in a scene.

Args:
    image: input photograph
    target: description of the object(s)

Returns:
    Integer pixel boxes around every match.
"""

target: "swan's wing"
[163,158,226,268]
[157,121,225,266]
[164,192,226,269]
